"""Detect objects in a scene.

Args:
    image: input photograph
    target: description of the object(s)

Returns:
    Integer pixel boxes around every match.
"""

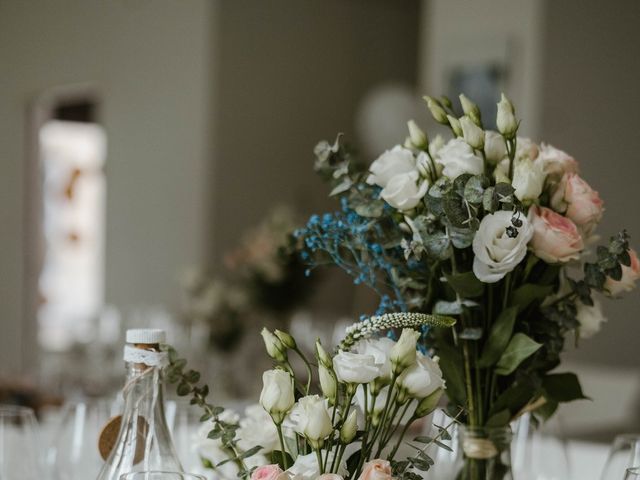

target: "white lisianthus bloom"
[390,329,420,374]
[497,93,517,138]
[484,131,507,165]
[366,146,417,189]
[435,138,484,179]
[333,350,380,384]
[472,210,534,283]
[260,369,295,422]
[354,337,395,380]
[460,115,485,150]
[576,298,607,339]
[512,157,546,202]
[397,353,445,399]
[380,171,429,211]
[318,363,337,403]
[291,395,333,447]
[287,452,347,480]
[237,404,280,453]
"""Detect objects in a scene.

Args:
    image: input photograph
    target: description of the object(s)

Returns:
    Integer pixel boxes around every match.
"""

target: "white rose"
[576,298,607,339]
[333,350,380,384]
[515,137,539,162]
[512,157,546,202]
[355,337,395,380]
[260,369,295,422]
[292,395,333,446]
[472,210,534,283]
[366,146,417,188]
[237,404,280,453]
[484,131,507,165]
[538,143,578,178]
[390,329,420,374]
[380,171,429,211]
[397,353,445,399]
[435,138,484,179]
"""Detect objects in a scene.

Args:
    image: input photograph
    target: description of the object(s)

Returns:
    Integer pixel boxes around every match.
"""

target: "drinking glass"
[625,467,640,479]
[48,399,116,479]
[600,434,640,480]
[0,405,45,479]
[120,472,206,480]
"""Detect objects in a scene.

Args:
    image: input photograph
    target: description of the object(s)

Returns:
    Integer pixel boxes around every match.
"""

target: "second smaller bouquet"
[168,313,457,480]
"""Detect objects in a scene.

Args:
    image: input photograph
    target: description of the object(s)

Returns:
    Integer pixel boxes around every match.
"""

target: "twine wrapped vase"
[456,425,513,480]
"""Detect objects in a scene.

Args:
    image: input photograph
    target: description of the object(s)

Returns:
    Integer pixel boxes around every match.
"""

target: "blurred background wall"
[0,0,638,386]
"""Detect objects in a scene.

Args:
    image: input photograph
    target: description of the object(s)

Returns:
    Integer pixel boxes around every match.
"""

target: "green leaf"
[542,373,589,403]
[535,400,559,421]
[435,340,466,406]
[423,231,451,260]
[509,284,554,312]
[240,446,262,459]
[448,225,475,249]
[445,270,484,298]
[269,451,294,470]
[485,409,511,427]
[489,376,539,417]
[443,193,469,228]
[478,307,518,368]
[177,381,192,396]
[495,333,542,376]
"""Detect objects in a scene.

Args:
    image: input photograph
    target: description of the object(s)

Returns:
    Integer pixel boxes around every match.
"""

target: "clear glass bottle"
[96,329,182,480]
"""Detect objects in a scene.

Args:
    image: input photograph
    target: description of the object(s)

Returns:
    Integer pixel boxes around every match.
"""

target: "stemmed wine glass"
[0,405,45,480]
[625,467,640,479]
[48,399,117,479]
[600,434,640,479]
[120,472,206,480]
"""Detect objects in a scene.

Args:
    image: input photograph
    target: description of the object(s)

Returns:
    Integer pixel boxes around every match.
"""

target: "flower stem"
[315,448,325,475]
[276,423,289,470]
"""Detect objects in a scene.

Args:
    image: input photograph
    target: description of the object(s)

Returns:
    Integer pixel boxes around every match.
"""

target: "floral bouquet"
[292,93,639,479]
[167,312,457,480]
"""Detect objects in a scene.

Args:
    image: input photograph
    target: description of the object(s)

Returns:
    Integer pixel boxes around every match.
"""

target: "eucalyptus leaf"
[495,333,542,376]
[423,231,451,260]
[443,194,469,228]
[329,178,352,196]
[448,225,476,249]
[355,200,384,218]
[464,175,488,204]
[478,306,518,368]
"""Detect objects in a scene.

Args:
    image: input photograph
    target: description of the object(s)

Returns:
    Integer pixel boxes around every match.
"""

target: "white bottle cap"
[126,328,166,344]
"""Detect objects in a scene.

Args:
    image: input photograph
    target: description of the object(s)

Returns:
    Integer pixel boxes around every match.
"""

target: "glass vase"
[456,425,513,480]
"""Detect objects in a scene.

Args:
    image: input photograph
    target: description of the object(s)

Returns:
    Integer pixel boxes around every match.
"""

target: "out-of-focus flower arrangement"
[166,312,457,480]
[180,206,313,353]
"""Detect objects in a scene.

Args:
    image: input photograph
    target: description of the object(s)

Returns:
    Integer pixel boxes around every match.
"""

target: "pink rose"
[252,465,284,480]
[551,173,604,234]
[538,143,579,177]
[529,206,584,263]
[605,249,640,296]
[357,459,393,480]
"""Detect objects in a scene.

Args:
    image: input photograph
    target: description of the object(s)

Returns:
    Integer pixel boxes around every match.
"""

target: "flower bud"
[460,115,485,150]
[447,115,462,137]
[390,329,420,375]
[407,120,428,149]
[315,340,333,368]
[261,328,287,362]
[484,130,507,165]
[340,410,358,444]
[260,369,295,423]
[424,96,448,124]
[459,94,481,126]
[318,363,337,404]
[496,93,517,138]
[274,329,296,349]
[414,387,444,418]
